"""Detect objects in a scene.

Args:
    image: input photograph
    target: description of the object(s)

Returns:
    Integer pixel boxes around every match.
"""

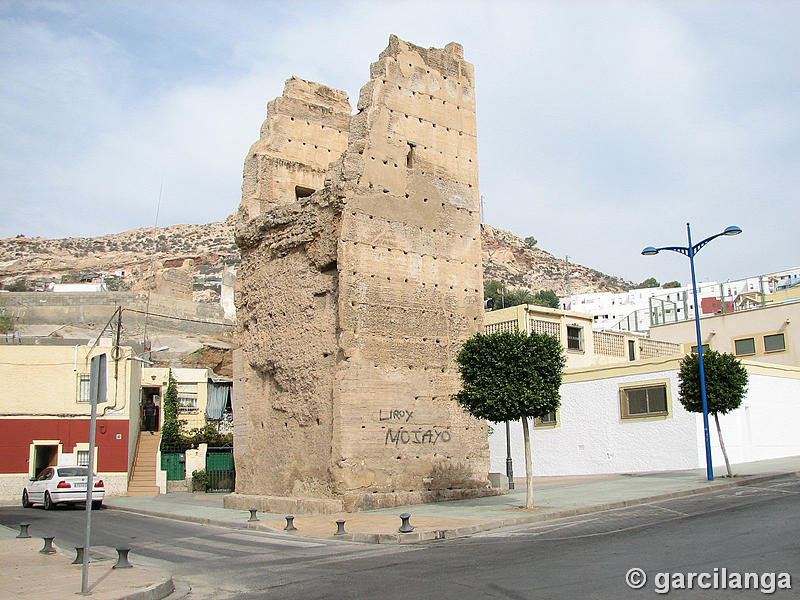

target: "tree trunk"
[521,417,533,508]
[714,413,733,477]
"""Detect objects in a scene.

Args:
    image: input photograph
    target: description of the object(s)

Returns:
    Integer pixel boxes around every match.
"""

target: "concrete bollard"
[247,509,259,522]
[72,547,85,565]
[16,523,31,539]
[284,515,297,531]
[398,513,414,533]
[334,519,347,536]
[113,548,133,569]
[40,536,56,554]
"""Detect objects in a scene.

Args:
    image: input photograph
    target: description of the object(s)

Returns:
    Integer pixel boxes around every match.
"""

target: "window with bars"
[76,450,89,467]
[77,374,91,402]
[566,326,583,351]
[177,383,199,412]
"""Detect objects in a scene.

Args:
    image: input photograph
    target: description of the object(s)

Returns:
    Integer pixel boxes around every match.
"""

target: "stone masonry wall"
[332,37,488,496]
[234,36,488,504]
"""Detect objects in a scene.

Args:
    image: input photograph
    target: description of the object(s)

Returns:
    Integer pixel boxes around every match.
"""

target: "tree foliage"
[634,277,660,289]
[454,331,565,422]
[678,351,748,415]
[160,374,187,450]
[455,330,565,507]
[532,289,560,309]
[678,350,748,477]
[524,236,537,248]
[662,280,682,289]
[3,279,29,292]
[484,281,558,311]
[0,309,13,334]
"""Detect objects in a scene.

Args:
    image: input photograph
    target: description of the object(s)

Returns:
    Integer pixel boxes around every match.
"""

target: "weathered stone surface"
[233,36,490,508]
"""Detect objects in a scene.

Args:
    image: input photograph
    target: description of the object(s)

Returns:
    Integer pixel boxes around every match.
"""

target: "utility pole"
[565,255,571,297]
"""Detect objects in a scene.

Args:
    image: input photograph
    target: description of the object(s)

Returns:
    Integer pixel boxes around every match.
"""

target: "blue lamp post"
[642,223,742,481]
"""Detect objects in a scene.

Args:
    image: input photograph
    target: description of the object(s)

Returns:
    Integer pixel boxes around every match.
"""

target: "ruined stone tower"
[229,36,493,513]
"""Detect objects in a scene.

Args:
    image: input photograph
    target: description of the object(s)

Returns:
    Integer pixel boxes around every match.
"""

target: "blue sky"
[1,1,798,285]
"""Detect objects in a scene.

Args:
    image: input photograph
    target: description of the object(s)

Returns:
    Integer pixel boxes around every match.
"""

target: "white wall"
[704,372,800,466]
[489,366,800,477]
[489,370,699,476]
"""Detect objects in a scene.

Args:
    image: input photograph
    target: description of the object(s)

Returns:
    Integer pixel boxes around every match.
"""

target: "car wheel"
[44,491,55,510]
[22,489,33,508]
[91,500,102,510]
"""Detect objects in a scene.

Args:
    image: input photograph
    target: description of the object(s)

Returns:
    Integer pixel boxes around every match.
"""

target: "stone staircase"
[127,431,161,496]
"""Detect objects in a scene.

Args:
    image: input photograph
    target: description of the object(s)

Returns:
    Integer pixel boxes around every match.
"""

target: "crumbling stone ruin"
[228,36,494,513]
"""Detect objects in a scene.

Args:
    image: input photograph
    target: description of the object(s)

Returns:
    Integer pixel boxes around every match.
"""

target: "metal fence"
[206,446,235,492]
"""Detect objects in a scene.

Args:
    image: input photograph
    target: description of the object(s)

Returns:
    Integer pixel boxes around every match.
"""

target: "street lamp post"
[642,223,741,482]
[505,420,514,489]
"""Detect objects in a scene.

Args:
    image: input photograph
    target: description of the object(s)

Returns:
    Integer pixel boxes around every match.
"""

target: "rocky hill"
[0,217,630,298]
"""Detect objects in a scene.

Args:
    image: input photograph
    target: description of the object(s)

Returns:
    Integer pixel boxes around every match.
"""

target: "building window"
[690,344,710,354]
[566,325,583,351]
[177,384,198,412]
[734,337,756,356]
[534,411,558,428]
[763,333,786,353]
[620,382,669,419]
[76,450,89,467]
[77,374,91,402]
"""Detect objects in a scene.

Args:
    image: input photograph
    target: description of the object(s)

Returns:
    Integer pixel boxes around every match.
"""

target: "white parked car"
[22,466,105,510]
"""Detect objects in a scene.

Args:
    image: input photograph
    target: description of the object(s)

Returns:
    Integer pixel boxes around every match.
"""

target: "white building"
[562,266,800,334]
[489,357,800,478]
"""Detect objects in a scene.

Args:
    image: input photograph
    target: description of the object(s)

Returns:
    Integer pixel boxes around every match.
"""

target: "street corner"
[260,512,495,543]
[0,536,173,600]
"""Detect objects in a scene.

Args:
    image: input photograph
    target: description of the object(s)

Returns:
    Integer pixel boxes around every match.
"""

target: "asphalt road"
[1,476,797,599]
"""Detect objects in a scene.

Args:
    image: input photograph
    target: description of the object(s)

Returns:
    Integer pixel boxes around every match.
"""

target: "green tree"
[504,288,535,306]
[532,289,560,309]
[3,279,29,292]
[454,331,565,507]
[662,280,682,288]
[0,308,13,334]
[678,351,748,477]
[524,236,537,248]
[634,277,660,289]
[484,280,506,310]
[160,374,186,450]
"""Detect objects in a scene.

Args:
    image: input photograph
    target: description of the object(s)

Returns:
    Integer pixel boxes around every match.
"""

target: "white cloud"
[1,1,798,285]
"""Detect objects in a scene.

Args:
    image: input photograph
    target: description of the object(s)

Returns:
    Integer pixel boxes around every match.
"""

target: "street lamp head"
[723,226,742,236]
[641,246,660,256]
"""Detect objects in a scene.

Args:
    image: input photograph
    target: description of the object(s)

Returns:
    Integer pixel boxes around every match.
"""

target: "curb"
[118,576,175,600]
[102,504,286,534]
[106,471,798,545]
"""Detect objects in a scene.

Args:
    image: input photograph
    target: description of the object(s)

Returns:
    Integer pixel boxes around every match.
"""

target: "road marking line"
[746,486,800,495]
[222,531,324,547]
[211,533,324,549]
[138,544,221,561]
[649,504,690,517]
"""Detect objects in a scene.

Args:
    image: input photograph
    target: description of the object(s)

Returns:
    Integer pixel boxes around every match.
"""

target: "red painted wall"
[0,419,129,474]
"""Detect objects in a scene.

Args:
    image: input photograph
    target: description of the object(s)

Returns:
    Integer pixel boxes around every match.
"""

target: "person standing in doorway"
[143,398,158,433]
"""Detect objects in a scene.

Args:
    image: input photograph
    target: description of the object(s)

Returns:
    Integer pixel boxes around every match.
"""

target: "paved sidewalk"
[0,524,173,600]
[103,455,800,543]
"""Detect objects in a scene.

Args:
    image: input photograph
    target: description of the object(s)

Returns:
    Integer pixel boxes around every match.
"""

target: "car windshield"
[57,467,89,477]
